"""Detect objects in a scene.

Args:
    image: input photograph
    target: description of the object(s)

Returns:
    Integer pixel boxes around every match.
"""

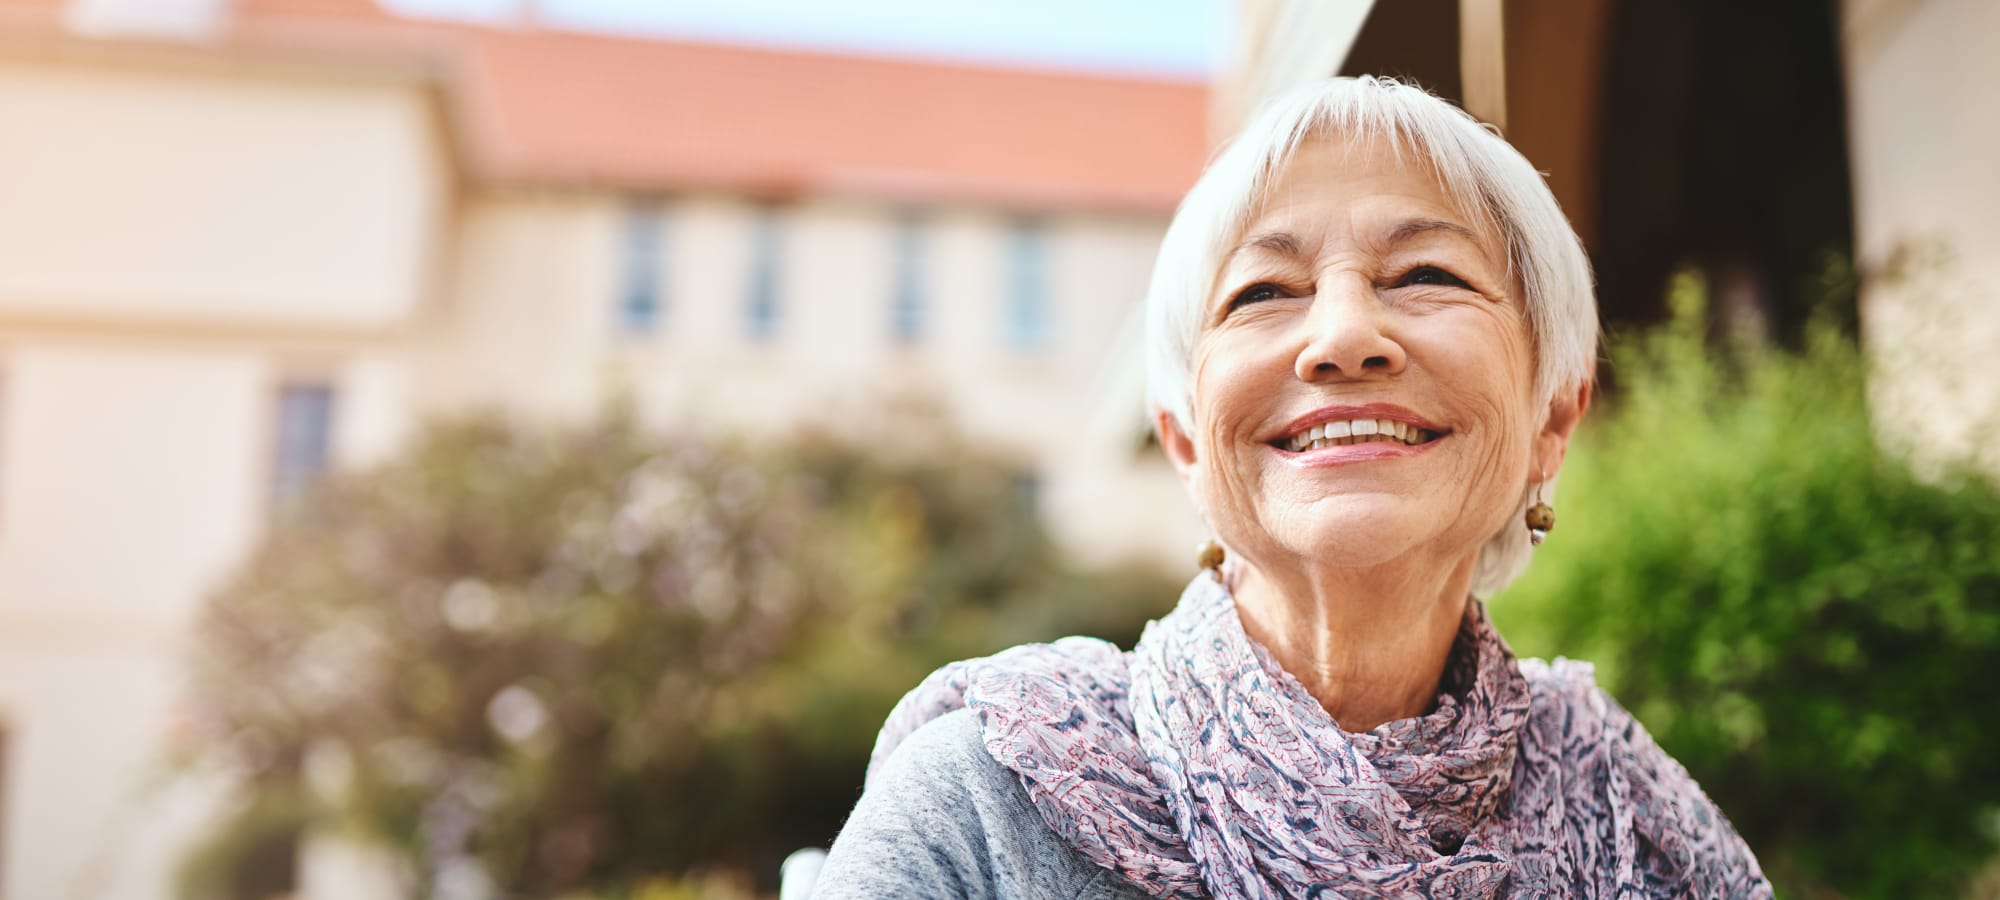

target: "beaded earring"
[1525,474,1555,546]
[1196,539,1226,577]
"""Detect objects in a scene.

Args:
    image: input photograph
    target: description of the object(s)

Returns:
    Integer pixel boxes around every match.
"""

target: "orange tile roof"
[118,0,1210,212]
[456,30,1211,211]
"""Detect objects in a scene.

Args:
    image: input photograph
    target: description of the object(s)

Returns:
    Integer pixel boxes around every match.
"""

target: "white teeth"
[1285,418,1436,451]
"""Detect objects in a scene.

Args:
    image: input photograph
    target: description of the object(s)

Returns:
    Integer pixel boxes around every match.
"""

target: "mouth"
[1268,407,1450,454]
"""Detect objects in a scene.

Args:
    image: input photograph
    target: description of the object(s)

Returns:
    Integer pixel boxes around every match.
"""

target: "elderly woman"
[811,77,1769,898]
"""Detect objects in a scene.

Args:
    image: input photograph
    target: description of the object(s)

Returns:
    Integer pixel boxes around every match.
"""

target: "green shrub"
[184,409,1179,898]
[1495,274,2000,897]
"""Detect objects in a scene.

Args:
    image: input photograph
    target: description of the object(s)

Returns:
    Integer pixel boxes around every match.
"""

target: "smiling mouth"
[1275,417,1446,452]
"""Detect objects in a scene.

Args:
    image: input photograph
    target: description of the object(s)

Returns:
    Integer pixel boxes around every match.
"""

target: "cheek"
[1185,336,1282,525]
[1426,308,1534,415]
[1188,334,1273,452]
[1425,314,1539,493]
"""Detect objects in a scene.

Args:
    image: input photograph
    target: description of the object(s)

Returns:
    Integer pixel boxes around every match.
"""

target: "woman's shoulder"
[877,707,1023,809]
[869,636,1132,778]
[1514,657,1684,768]
[1514,655,1697,793]
[815,708,1151,899]
[1514,655,1605,704]
[1513,656,1773,897]
[1515,656,1653,749]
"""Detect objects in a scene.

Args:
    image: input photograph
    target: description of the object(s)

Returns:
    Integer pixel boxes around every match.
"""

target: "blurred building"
[1223,0,1999,470]
[9,0,1998,896]
[1841,0,2000,470]
[0,0,1210,896]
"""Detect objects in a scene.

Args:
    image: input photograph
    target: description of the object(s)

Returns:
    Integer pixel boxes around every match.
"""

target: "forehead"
[1238,133,1499,252]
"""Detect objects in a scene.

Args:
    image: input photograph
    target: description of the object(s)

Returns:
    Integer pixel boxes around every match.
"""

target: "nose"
[1293,272,1408,382]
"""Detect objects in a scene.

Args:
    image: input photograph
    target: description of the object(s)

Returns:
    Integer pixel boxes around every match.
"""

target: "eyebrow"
[1225,217,1483,267]
[1386,217,1481,245]
[1227,230,1307,262]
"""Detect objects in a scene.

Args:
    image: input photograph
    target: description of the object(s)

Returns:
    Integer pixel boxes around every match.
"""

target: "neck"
[1228,552,1477,733]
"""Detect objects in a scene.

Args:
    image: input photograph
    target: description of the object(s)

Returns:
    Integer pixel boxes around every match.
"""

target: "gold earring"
[1196,539,1226,576]
[1525,474,1554,546]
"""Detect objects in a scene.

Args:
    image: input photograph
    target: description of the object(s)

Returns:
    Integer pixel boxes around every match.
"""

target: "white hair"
[1143,76,1599,597]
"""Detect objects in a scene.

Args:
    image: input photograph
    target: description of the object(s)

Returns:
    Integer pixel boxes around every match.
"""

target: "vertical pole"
[1460,0,1509,129]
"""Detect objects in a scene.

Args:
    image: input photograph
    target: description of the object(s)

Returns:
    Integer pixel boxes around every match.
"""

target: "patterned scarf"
[870,574,1770,898]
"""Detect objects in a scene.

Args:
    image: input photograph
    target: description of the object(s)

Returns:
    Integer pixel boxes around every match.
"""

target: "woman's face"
[1160,134,1580,578]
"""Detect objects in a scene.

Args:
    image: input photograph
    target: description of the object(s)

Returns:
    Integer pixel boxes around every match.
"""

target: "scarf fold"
[870,575,1770,899]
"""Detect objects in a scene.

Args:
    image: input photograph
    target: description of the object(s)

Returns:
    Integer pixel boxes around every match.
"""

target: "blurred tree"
[1496,272,2000,898]
[181,408,1179,898]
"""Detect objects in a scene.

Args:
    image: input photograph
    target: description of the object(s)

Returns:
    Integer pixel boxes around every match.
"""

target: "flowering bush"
[182,409,1178,898]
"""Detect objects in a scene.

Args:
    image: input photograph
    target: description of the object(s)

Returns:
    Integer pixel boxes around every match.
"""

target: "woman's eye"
[1230,282,1285,307]
[1399,266,1471,289]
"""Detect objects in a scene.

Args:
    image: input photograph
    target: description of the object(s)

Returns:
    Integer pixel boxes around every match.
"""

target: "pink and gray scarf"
[870,574,1770,898]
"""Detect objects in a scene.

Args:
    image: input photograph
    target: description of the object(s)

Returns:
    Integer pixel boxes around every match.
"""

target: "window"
[1010,469,1042,518]
[889,216,926,344]
[617,205,666,334]
[272,381,335,517]
[1003,221,1050,349]
[745,208,782,340]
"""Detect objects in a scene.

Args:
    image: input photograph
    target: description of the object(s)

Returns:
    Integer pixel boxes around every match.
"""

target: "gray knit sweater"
[811,708,1151,899]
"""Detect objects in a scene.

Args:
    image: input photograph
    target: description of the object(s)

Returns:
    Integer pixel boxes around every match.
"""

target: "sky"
[380,0,1235,79]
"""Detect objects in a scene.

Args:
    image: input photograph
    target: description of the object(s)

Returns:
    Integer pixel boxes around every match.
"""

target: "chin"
[1271,504,1432,568]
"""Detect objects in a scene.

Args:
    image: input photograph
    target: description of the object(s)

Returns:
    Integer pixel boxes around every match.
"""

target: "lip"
[1268,402,1452,467]
[1276,435,1445,466]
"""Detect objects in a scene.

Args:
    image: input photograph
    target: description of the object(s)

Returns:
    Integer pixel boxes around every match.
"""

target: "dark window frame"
[271,380,336,518]
[1003,220,1051,350]
[890,214,927,345]
[745,207,783,341]
[617,203,667,335]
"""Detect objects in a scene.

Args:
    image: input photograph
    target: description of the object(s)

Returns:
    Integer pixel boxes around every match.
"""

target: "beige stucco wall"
[0,630,228,900]
[0,56,446,328]
[0,51,447,900]
[0,338,427,900]
[1845,0,2000,473]
[416,190,618,422]
[0,345,266,621]
[426,190,1206,567]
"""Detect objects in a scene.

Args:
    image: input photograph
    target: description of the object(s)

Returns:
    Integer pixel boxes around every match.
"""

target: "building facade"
[0,1,1211,896]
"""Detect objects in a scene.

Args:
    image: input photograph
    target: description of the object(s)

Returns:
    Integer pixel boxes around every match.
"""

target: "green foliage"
[185,410,1179,898]
[174,789,310,900]
[1495,273,2000,897]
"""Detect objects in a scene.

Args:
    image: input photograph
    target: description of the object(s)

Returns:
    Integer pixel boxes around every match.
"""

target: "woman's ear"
[1153,405,1200,484]
[1533,381,1593,480]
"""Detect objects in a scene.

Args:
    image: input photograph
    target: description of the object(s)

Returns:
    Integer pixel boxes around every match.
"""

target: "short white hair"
[1143,76,1599,597]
